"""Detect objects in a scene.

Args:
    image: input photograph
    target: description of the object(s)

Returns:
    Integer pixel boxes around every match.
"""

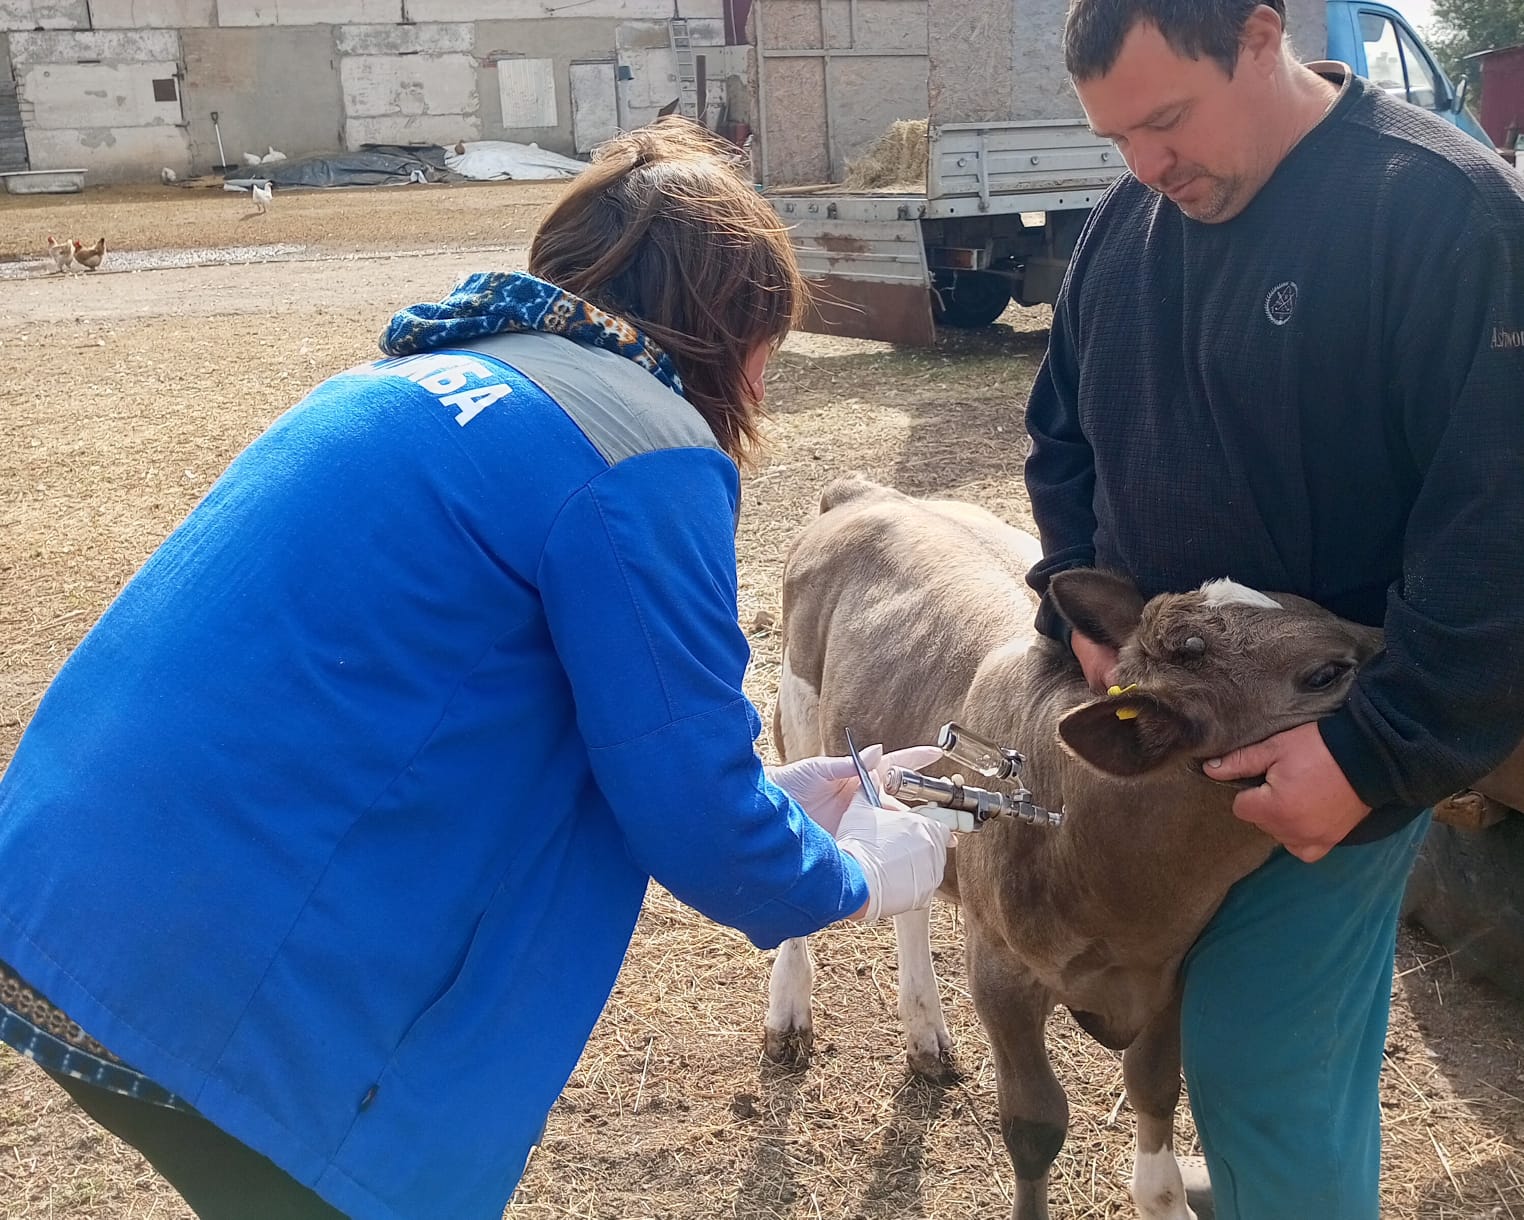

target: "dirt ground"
[1,183,1521,1220]
[0,179,567,262]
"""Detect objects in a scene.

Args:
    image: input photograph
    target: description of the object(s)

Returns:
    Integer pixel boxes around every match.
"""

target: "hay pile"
[842,118,929,190]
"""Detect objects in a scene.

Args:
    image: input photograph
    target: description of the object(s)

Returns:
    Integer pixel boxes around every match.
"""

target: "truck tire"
[932,272,1012,328]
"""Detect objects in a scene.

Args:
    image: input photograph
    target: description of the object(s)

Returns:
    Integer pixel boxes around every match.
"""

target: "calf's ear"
[1048,569,1146,650]
[1058,691,1196,777]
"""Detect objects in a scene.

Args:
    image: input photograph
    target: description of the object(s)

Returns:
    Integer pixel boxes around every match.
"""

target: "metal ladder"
[669,18,700,119]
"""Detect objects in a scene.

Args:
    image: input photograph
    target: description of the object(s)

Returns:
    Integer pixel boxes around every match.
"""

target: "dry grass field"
[1,181,1520,1220]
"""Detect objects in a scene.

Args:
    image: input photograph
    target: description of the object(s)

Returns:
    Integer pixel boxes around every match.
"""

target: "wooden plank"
[497,57,556,130]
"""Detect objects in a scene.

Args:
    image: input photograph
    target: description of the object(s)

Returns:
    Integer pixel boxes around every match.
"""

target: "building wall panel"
[88,0,217,26]
[25,120,189,177]
[4,4,754,179]
[19,60,182,128]
[182,25,345,168]
[216,0,401,25]
[475,17,618,147]
[497,56,556,128]
[620,46,677,109]
[344,112,477,147]
[411,0,718,22]
[335,22,473,55]
[340,52,478,118]
[12,28,179,62]
[0,1,89,32]
[569,58,616,152]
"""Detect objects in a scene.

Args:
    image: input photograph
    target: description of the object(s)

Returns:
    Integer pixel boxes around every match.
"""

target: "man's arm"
[1214,187,1524,849]
[1321,197,1524,813]
[1025,248,1099,646]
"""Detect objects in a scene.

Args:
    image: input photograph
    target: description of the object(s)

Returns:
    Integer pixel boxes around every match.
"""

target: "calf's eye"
[1303,662,1350,691]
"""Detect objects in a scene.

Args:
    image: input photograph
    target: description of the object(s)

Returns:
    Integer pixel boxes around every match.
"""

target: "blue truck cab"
[1326,0,1494,147]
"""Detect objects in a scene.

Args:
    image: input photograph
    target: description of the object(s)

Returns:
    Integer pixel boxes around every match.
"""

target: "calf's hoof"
[762,1024,814,1067]
[906,1045,961,1083]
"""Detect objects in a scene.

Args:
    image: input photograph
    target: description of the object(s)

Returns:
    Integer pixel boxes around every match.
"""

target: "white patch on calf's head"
[1197,579,1282,610]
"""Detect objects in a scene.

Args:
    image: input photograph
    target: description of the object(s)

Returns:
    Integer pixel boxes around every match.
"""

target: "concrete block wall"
[338,21,479,148]
[11,26,191,177]
[181,26,344,168]
[90,2,217,25]
[216,1,403,24]
[0,2,89,30]
[1,0,746,182]
[410,0,676,21]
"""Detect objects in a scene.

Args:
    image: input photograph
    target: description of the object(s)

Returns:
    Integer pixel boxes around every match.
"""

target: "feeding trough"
[1,168,87,195]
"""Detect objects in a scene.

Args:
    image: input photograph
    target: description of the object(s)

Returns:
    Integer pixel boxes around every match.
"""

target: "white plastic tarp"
[445,140,587,181]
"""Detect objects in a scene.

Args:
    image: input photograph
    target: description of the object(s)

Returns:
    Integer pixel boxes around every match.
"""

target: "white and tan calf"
[764,476,1391,1220]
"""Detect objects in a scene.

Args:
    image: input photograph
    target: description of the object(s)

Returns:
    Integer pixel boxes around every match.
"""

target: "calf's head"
[1050,569,1382,778]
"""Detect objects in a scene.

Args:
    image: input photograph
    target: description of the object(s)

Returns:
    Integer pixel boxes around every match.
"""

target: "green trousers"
[1180,813,1430,1220]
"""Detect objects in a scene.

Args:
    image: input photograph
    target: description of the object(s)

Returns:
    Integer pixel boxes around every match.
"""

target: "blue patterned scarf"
[381,271,684,397]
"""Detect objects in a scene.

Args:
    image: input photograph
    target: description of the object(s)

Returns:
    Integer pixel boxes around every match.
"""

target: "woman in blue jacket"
[0,117,949,1220]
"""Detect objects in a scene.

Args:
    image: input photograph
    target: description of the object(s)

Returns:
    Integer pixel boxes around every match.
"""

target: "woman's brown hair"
[529,116,806,466]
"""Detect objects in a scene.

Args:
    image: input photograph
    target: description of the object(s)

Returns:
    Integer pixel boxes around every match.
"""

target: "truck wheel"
[932,272,1012,328]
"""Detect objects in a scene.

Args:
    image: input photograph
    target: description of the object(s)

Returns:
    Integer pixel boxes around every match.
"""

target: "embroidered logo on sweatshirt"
[1264,282,1298,327]
[1492,327,1524,350]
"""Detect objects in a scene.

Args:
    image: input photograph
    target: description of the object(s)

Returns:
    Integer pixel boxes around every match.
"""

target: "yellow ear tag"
[1107,684,1140,721]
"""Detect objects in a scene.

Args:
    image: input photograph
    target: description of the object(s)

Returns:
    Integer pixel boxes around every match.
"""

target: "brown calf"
[766,476,1390,1220]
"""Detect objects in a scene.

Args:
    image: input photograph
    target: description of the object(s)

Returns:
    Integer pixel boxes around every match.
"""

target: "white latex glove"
[766,743,944,835]
[834,788,951,922]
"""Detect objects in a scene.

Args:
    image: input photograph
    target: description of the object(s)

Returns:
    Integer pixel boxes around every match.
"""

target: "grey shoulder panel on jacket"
[459,330,722,466]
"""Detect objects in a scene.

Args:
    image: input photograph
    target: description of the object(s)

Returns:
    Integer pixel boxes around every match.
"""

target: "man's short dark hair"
[1065,0,1288,80]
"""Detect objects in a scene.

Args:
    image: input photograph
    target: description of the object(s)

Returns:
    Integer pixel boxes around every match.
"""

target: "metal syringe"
[879,722,1063,833]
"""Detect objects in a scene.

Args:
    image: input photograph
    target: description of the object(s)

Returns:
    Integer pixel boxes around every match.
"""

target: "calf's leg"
[1123,991,1196,1220]
[763,936,815,1065]
[893,905,956,1080]
[967,932,1066,1220]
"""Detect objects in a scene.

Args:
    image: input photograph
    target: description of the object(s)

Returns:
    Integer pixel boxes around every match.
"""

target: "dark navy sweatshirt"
[1025,70,1524,841]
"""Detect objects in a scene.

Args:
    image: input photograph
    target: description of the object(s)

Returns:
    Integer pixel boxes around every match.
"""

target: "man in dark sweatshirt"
[1024,1,1524,1215]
